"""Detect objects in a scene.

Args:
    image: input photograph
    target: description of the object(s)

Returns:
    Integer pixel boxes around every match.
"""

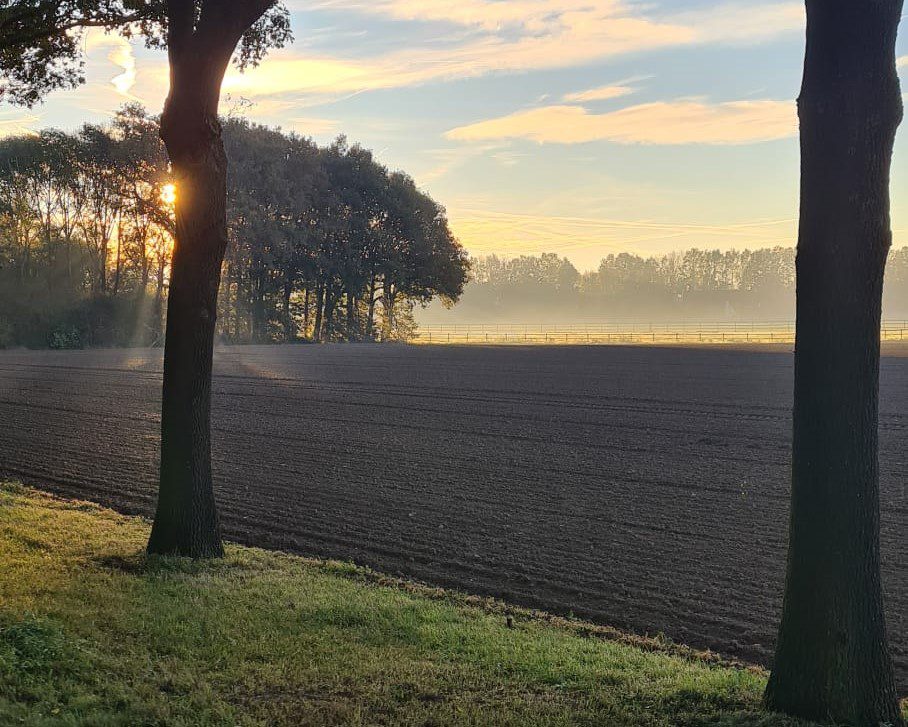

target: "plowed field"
[1,344,905,691]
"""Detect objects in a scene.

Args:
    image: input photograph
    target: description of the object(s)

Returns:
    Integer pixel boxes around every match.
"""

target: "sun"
[160,183,177,206]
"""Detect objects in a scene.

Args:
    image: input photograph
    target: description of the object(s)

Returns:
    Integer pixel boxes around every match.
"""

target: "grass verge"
[0,481,877,726]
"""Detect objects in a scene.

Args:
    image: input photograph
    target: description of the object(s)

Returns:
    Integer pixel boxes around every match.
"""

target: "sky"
[1,1,907,271]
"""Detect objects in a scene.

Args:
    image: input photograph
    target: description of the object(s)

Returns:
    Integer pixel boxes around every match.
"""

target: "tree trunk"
[147,43,236,557]
[302,282,310,338]
[154,250,166,344]
[99,234,108,293]
[323,286,336,341]
[366,273,377,341]
[113,215,123,296]
[382,279,397,341]
[346,292,356,341]
[283,279,294,341]
[314,282,324,342]
[765,2,903,724]
[253,272,266,342]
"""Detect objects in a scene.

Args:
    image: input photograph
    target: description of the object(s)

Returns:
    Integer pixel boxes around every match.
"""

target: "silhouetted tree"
[764,1,904,724]
[1,0,293,557]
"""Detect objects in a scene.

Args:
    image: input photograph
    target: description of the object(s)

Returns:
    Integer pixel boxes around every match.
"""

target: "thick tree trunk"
[765,2,903,724]
[147,48,233,557]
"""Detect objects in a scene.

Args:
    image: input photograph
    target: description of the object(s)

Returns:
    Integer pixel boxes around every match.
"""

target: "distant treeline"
[419,248,908,324]
[0,105,468,348]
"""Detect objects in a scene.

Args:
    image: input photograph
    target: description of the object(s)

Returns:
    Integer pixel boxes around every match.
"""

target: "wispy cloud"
[446,99,797,145]
[310,0,803,43]
[447,206,798,263]
[0,112,41,138]
[83,30,138,98]
[287,116,340,135]
[563,85,636,103]
[671,2,805,43]
[222,2,802,103]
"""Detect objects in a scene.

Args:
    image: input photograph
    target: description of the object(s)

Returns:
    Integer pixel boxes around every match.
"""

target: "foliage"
[221,123,469,343]
[0,110,470,347]
[0,481,840,727]
[0,105,171,347]
[0,1,291,106]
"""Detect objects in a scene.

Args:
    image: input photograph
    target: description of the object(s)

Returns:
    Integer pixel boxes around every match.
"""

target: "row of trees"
[0,108,469,348]
[221,121,468,344]
[0,106,172,347]
[423,247,908,323]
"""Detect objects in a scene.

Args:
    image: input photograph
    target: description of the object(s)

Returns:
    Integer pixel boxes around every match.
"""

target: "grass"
[0,481,869,726]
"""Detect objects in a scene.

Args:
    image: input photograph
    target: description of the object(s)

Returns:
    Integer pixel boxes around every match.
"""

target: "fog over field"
[418,248,908,326]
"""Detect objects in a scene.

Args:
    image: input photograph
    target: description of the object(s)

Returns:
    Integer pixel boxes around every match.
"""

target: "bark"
[154,250,166,342]
[252,271,266,341]
[345,292,356,341]
[365,273,377,340]
[323,286,336,341]
[302,282,310,337]
[765,2,904,724]
[283,279,294,341]
[99,235,108,293]
[113,216,123,295]
[382,278,396,341]
[148,0,273,557]
[314,282,324,341]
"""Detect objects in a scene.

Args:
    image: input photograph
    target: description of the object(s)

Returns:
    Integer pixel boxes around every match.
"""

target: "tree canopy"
[0,1,291,106]
[0,109,470,347]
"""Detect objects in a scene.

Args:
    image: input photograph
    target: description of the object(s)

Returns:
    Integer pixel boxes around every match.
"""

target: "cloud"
[673,2,804,44]
[563,85,636,103]
[310,0,803,42]
[446,206,797,264]
[446,99,797,145]
[83,30,138,97]
[416,143,506,183]
[220,13,692,102]
[899,56,908,69]
[0,112,41,138]
[223,2,802,103]
[288,116,340,135]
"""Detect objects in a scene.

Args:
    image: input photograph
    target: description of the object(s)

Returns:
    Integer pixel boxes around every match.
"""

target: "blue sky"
[1,0,906,270]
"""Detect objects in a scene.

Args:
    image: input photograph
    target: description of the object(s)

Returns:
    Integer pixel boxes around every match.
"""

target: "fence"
[411,321,908,345]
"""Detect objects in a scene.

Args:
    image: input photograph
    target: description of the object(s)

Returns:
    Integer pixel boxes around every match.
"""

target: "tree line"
[422,247,908,323]
[0,106,469,348]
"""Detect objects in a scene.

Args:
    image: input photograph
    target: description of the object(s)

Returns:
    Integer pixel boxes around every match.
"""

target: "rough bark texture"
[766,1,904,724]
[148,83,228,556]
[148,0,274,557]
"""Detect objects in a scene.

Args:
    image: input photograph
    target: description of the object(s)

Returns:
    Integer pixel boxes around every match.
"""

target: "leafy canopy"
[0,1,291,106]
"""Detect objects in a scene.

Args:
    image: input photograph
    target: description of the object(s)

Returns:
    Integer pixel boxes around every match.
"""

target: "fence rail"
[411,321,908,345]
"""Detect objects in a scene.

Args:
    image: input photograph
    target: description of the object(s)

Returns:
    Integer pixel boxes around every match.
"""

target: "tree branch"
[0,10,154,51]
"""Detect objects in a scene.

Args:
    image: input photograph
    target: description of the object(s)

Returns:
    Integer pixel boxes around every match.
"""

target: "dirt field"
[0,344,905,692]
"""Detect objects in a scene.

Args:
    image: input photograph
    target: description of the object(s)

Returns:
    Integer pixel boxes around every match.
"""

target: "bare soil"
[0,343,905,692]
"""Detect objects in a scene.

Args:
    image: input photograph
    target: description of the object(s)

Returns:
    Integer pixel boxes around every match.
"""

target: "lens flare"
[161,183,176,206]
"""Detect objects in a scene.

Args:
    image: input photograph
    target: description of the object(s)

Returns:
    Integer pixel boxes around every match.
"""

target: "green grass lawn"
[0,481,859,726]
